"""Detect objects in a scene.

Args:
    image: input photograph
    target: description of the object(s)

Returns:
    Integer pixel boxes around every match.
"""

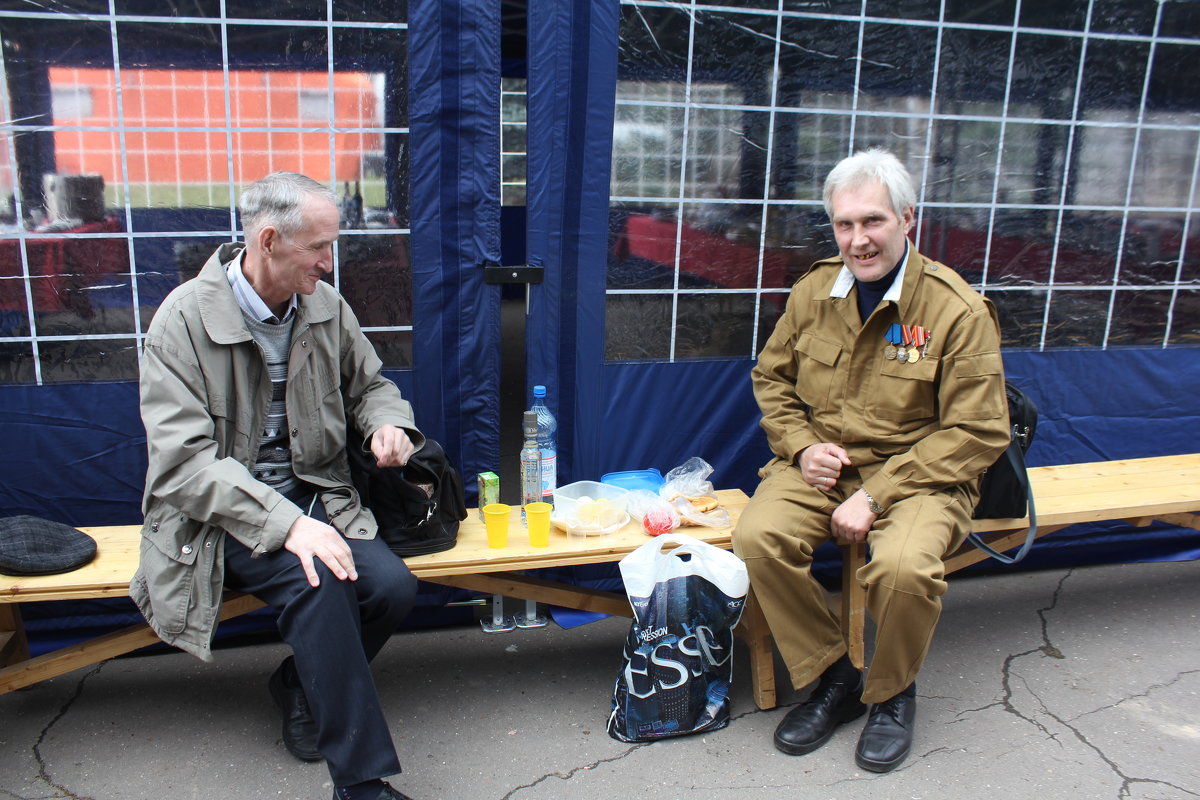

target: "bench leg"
[0,604,31,668]
[840,542,866,670]
[736,586,777,711]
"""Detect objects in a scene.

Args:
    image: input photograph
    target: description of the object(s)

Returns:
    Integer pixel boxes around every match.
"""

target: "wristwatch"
[862,490,884,515]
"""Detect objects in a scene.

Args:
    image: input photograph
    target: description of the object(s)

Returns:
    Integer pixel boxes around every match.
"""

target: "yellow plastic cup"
[482,503,511,548]
[524,502,552,548]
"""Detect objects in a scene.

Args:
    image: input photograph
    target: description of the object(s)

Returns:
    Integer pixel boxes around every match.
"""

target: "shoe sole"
[774,701,867,756]
[268,669,324,763]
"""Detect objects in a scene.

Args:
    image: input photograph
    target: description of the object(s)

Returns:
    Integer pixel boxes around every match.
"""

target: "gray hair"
[822,149,917,222]
[239,171,337,241]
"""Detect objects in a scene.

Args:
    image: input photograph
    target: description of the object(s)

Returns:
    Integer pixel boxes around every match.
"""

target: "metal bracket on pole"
[479,594,516,633]
[481,260,544,285]
[513,598,547,628]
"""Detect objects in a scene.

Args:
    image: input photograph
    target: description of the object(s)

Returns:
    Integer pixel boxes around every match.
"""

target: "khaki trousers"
[732,460,973,704]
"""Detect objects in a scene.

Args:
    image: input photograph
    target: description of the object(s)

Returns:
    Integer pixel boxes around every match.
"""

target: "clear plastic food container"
[552,480,630,536]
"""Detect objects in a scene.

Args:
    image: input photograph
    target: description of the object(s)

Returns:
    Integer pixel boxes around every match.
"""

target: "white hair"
[239,171,337,241]
[823,149,917,221]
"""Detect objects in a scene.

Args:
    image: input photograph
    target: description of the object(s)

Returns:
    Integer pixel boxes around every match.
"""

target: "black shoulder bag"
[346,433,467,557]
[970,381,1038,564]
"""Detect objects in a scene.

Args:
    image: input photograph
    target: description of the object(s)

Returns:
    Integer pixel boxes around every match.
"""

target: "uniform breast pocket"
[794,332,842,410]
[872,356,939,422]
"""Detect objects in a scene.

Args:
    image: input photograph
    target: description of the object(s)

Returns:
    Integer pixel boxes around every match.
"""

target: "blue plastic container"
[600,468,665,493]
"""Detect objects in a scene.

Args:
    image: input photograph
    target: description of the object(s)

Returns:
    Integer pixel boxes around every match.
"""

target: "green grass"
[105,178,388,210]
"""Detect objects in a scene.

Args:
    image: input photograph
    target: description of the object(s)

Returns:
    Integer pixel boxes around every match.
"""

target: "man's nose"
[851,225,869,247]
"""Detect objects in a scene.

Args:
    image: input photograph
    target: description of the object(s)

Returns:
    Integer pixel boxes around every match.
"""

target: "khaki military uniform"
[733,246,1010,703]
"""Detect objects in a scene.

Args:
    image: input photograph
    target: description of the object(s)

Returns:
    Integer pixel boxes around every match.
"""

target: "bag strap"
[966,443,1038,565]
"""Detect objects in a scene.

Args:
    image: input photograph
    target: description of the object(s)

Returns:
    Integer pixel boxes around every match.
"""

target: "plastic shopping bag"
[607,533,749,742]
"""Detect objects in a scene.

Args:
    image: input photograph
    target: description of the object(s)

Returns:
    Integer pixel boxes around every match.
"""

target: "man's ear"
[257,225,279,256]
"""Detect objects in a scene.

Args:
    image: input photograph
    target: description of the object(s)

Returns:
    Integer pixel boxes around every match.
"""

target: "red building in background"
[49,67,379,189]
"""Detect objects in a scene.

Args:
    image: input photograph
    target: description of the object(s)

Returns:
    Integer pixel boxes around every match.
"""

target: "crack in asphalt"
[29,665,105,800]
[1069,668,1200,724]
[501,691,777,797]
[498,742,649,799]
[959,568,1199,800]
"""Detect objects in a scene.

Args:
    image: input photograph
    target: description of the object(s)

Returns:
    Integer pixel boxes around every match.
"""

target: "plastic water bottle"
[531,385,557,504]
[519,411,541,515]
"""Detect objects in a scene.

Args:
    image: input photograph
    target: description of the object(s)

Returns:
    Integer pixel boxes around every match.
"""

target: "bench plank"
[0,525,143,603]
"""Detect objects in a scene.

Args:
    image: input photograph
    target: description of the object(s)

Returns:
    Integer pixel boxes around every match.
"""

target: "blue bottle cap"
[533,385,546,397]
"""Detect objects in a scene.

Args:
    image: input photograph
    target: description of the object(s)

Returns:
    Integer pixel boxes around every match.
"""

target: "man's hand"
[284,515,358,587]
[831,489,879,545]
[370,424,416,468]
[799,442,853,493]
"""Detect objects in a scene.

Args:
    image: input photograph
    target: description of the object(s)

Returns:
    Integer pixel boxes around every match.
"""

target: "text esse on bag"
[623,622,736,697]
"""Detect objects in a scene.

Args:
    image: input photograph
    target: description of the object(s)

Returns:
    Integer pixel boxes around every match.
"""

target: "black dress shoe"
[332,781,415,800]
[268,658,322,762]
[855,689,917,772]
[774,670,867,755]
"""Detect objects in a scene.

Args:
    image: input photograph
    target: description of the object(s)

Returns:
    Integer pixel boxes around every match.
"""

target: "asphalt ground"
[2,557,1198,800]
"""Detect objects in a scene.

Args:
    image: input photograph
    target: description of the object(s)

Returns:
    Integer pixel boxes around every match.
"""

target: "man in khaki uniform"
[733,149,1009,772]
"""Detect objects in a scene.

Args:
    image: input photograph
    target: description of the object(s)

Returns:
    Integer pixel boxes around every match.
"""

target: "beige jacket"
[753,245,1010,512]
[131,243,420,660]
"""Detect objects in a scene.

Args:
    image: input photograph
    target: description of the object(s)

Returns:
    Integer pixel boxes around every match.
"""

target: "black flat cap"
[0,516,97,576]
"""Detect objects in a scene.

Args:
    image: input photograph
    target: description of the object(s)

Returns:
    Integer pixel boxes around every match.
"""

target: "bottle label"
[540,451,557,500]
[521,454,541,506]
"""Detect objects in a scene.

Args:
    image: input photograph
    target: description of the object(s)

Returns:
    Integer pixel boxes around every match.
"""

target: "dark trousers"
[223,509,417,786]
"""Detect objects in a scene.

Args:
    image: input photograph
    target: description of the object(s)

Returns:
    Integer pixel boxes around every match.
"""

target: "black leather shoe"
[332,781,415,800]
[773,670,867,755]
[268,658,322,762]
[855,689,917,772]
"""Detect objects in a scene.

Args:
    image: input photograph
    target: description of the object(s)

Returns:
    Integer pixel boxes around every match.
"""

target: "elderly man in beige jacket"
[134,171,421,800]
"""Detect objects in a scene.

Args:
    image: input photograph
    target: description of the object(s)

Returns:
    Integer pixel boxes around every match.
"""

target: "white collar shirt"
[828,239,910,303]
[224,249,297,324]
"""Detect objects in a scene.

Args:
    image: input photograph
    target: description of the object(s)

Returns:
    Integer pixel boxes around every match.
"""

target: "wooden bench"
[4,454,1198,711]
[0,490,786,704]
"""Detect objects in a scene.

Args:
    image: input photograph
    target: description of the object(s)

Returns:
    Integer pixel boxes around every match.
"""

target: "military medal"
[898,324,914,362]
[897,324,930,363]
[884,324,902,360]
[906,325,929,362]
